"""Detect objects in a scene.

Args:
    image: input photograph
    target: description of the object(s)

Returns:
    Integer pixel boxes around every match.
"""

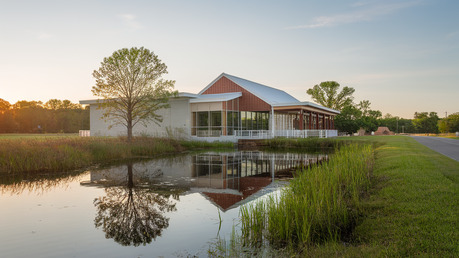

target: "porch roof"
[272,101,340,115]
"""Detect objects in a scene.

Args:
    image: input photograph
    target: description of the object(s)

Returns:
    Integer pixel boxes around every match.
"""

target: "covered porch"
[234,103,339,139]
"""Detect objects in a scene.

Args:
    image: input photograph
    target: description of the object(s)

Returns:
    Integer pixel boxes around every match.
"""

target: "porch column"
[316,113,319,129]
[309,112,312,130]
[271,106,275,137]
[223,110,227,136]
[299,110,304,130]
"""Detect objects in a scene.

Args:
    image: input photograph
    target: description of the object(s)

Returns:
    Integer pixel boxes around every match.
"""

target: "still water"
[0,151,326,257]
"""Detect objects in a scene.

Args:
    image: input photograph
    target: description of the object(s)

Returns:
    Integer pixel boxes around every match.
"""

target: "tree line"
[0,98,89,133]
[306,81,458,134]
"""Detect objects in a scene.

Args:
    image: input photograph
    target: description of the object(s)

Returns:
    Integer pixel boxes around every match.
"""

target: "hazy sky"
[1,0,458,118]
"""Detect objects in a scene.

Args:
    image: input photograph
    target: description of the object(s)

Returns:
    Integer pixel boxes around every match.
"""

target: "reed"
[0,136,232,174]
[240,143,374,249]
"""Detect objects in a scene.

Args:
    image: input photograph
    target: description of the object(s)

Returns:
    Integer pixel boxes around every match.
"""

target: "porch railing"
[79,130,90,137]
[234,130,270,138]
[235,129,338,139]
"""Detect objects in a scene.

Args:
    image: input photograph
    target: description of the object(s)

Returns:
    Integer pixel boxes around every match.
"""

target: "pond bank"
[0,136,233,174]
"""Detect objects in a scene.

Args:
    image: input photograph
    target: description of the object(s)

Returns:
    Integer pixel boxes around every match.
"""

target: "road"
[411,136,459,162]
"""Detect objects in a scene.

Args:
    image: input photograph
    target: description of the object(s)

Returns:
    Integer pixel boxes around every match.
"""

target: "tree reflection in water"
[93,163,177,246]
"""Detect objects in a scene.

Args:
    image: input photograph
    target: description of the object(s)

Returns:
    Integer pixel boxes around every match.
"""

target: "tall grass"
[0,136,232,174]
[240,143,374,249]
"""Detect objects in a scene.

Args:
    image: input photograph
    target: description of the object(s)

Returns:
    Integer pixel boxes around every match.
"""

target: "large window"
[197,112,208,127]
[227,111,239,135]
[193,111,222,137]
[211,111,221,134]
[240,111,269,130]
[192,110,269,136]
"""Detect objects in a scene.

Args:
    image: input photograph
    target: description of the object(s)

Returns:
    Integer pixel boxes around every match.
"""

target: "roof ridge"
[198,72,300,105]
[222,73,282,91]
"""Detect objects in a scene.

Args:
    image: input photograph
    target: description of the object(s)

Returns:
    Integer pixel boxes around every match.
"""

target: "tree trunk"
[127,121,133,143]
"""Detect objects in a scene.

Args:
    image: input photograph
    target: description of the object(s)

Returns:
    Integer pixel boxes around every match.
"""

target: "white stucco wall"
[89,98,192,138]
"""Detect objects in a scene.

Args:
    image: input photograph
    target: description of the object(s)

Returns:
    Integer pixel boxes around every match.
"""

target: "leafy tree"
[0,98,15,133]
[357,100,371,116]
[379,114,415,134]
[92,47,176,142]
[44,99,87,133]
[359,113,380,132]
[0,98,10,112]
[356,100,382,132]
[0,99,88,133]
[12,101,46,133]
[334,105,362,134]
[44,99,63,110]
[438,112,459,133]
[93,163,176,246]
[306,81,355,110]
[412,112,439,134]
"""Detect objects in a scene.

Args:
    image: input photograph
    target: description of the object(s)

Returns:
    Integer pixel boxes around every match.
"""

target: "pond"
[0,151,327,257]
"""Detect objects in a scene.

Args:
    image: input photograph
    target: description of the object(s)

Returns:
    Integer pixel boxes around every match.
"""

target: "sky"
[0,0,458,118]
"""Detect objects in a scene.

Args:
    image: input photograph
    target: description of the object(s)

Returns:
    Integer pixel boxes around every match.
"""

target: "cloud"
[286,1,422,29]
[119,14,142,30]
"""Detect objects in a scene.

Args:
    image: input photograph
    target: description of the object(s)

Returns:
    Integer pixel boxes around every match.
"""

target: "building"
[374,126,395,135]
[80,73,340,141]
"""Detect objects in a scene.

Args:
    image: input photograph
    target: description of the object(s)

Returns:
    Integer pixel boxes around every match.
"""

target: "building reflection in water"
[81,151,326,246]
[83,151,327,212]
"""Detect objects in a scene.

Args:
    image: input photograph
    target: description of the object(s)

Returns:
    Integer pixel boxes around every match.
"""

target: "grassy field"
[0,133,80,139]
[301,136,459,257]
[410,133,459,140]
[440,136,459,140]
[211,136,458,257]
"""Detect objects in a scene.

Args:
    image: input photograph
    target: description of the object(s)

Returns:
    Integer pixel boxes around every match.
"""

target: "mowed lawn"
[310,136,458,257]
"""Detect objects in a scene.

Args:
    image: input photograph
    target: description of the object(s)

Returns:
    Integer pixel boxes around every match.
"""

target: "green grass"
[439,136,459,140]
[239,143,374,250]
[223,136,458,257]
[296,136,458,256]
[348,136,459,256]
[0,135,233,174]
[262,137,352,152]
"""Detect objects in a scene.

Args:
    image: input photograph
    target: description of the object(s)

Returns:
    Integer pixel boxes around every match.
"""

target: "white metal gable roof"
[198,73,300,105]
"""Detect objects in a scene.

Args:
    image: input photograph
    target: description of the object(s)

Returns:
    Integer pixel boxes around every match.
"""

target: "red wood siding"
[202,76,271,111]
